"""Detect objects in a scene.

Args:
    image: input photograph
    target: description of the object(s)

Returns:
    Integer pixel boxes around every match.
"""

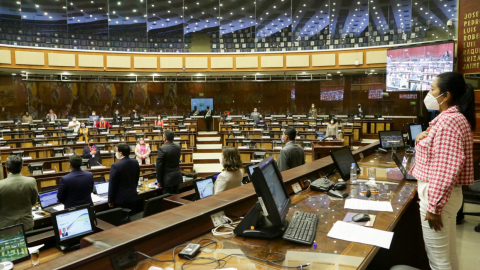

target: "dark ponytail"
[436,72,476,131]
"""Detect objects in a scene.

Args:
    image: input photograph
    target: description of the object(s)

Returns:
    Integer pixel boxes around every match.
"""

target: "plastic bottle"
[350,163,358,184]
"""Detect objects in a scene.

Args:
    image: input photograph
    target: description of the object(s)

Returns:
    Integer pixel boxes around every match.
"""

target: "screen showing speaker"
[191,98,213,112]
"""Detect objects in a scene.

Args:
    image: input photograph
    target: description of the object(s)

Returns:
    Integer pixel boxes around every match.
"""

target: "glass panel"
[67,0,108,51]
[367,0,386,47]
[411,0,454,43]
[108,0,147,52]
[0,0,22,46]
[219,0,253,53]
[146,0,184,53]
[256,0,290,52]
[185,0,218,53]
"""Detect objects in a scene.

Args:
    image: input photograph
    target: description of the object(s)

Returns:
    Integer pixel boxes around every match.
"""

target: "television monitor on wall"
[386,42,454,91]
[399,94,418,99]
[320,89,344,101]
[368,89,383,99]
[191,98,213,112]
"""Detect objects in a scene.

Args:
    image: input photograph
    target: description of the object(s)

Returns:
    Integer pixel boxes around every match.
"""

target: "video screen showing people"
[196,178,214,199]
[368,89,383,99]
[399,94,417,99]
[386,42,454,91]
[55,208,93,241]
[0,225,29,263]
[380,131,404,148]
[321,89,344,101]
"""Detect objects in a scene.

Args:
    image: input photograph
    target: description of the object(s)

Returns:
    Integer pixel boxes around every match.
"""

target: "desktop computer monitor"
[124,126,132,132]
[81,159,90,170]
[153,126,163,131]
[106,134,115,141]
[33,138,45,147]
[66,136,77,145]
[0,224,30,263]
[51,204,96,251]
[178,124,186,130]
[95,144,106,151]
[52,147,65,157]
[0,140,7,147]
[330,146,361,181]
[28,124,38,130]
[234,157,291,239]
[407,124,423,146]
[374,114,382,119]
[194,177,215,199]
[252,152,266,160]
[134,133,145,141]
[28,162,44,175]
[97,128,106,134]
[378,130,405,149]
[10,150,24,157]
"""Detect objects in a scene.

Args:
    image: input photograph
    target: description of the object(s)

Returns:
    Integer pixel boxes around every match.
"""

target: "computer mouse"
[334,182,347,190]
[352,213,371,222]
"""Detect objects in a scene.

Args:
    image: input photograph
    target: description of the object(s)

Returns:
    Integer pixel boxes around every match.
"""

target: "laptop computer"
[378,130,405,149]
[94,182,109,199]
[392,153,417,180]
[39,190,64,213]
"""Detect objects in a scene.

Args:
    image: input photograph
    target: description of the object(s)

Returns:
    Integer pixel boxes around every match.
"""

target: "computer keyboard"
[283,211,318,245]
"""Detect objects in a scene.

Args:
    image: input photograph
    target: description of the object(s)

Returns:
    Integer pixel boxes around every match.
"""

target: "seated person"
[78,122,89,142]
[95,117,112,129]
[57,155,94,209]
[82,139,102,167]
[255,114,266,125]
[135,137,151,165]
[68,116,81,132]
[326,118,339,137]
[214,146,243,195]
[113,110,123,125]
[22,111,33,124]
[154,115,164,128]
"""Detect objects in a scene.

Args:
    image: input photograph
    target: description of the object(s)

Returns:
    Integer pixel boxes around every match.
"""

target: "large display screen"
[321,88,344,101]
[191,98,213,112]
[399,94,418,99]
[368,89,383,99]
[386,42,454,91]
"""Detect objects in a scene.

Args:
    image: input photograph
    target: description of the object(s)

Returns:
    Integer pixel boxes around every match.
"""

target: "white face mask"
[423,93,444,111]
[73,119,76,122]
[101,118,105,121]
[312,105,315,108]
[92,113,95,116]
[331,120,334,124]
[115,152,121,159]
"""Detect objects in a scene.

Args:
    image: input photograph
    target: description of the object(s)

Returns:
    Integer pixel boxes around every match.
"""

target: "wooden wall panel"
[160,57,183,69]
[48,53,75,67]
[15,51,44,65]
[312,54,335,66]
[185,57,208,69]
[134,57,157,69]
[107,56,131,68]
[286,55,309,67]
[236,56,258,68]
[211,57,233,69]
[339,52,363,65]
[366,51,387,64]
[0,50,11,64]
[261,56,283,68]
[78,55,103,68]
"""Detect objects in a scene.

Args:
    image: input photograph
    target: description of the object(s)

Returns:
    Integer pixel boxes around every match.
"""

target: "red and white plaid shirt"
[410,106,474,214]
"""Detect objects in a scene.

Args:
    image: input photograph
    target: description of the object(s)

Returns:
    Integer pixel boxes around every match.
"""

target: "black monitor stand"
[234,202,285,239]
[57,242,81,252]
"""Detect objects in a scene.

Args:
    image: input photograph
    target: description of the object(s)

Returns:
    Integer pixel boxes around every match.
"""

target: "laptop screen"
[54,207,94,241]
[93,176,106,184]
[392,154,408,176]
[195,178,214,199]
[39,190,59,208]
[379,130,405,149]
[0,224,30,263]
[409,124,423,144]
[95,182,109,196]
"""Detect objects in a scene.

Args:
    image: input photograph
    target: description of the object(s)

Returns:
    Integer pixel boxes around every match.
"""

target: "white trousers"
[418,180,463,270]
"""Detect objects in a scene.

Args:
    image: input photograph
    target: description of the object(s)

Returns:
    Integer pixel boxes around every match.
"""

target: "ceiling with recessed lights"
[0,0,457,38]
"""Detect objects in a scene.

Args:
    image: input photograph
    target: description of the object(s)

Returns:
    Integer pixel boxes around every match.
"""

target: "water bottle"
[350,163,357,184]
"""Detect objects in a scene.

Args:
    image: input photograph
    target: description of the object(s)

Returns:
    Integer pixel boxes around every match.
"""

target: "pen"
[361,190,379,194]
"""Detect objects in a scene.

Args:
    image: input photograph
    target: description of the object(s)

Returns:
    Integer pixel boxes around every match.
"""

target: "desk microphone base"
[234,202,284,239]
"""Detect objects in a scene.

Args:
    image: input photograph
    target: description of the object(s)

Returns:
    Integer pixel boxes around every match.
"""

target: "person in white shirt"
[68,117,80,132]
[46,109,57,121]
[89,111,99,125]
[214,146,243,195]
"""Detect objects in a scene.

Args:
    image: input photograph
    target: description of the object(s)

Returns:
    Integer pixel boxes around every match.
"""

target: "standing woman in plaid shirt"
[410,72,475,270]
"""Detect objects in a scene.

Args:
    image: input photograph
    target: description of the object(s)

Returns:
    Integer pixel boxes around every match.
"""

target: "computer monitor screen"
[0,224,30,263]
[247,164,256,177]
[54,207,94,241]
[259,161,288,214]
[330,146,361,181]
[95,182,109,195]
[39,190,59,208]
[378,130,405,149]
[93,176,106,184]
[195,178,214,199]
[409,124,423,145]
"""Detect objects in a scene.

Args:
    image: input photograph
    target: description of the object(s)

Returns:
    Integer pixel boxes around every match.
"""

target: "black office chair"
[96,208,131,226]
[461,180,480,232]
[130,194,171,221]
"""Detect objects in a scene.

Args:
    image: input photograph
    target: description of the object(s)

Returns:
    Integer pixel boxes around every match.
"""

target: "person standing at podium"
[68,117,80,132]
[82,139,102,167]
[277,127,305,172]
[309,104,317,118]
[410,72,475,270]
[204,106,213,132]
[356,104,363,117]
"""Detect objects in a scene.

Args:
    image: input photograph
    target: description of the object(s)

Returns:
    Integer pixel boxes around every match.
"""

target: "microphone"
[96,161,103,167]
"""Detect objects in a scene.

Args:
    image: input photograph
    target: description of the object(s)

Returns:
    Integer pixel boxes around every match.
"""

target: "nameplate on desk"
[180,129,188,131]
[144,138,150,141]
[186,118,192,120]
[287,117,293,119]
[64,153,73,156]
[127,130,137,133]
[87,126,94,128]
[133,124,140,127]
[251,159,261,163]
[232,128,240,131]
[298,122,304,125]
[184,123,191,125]
[0,137,3,140]
[22,157,33,160]
[235,136,245,139]
[49,122,55,124]
[110,139,120,142]
[76,141,85,144]
[43,170,56,174]
[0,146,11,149]
[274,146,283,150]
[22,123,29,125]
[72,133,78,136]
[36,135,45,138]
[272,122,279,124]
[43,143,52,146]
[38,128,45,130]
[100,150,109,154]
[325,137,333,140]
[112,125,119,128]
[354,118,361,120]
[261,136,270,139]
[308,129,315,131]
[174,137,181,140]
[2,129,11,132]
[238,146,248,149]
[100,132,109,134]
[154,130,161,132]
[253,129,262,131]
[228,122,235,125]
[378,118,385,120]
[61,127,67,129]
[304,147,312,150]
[164,123,169,125]
[345,123,353,126]
[91,166,106,169]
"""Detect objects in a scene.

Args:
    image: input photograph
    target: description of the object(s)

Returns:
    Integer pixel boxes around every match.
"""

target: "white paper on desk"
[91,194,106,203]
[344,199,393,212]
[237,146,248,149]
[0,146,11,149]
[328,221,393,249]
[28,244,44,254]
[32,212,44,220]
[261,136,270,138]
[253,129,262,131]
[22,157,32,160]
[38,128,45,130]
[53,205,65,211]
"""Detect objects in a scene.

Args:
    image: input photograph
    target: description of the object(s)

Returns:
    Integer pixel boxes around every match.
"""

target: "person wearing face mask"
[309,104,317,118]
[22,111,33,124]
[250,108,260,121]
[68,116,80,132]
[277,127,305,172]
[135,137,151,165]
[78,122,89,142]
[154,115,164,128]
[113,110,123,126]
[192,106,200,116]
[204,106,213,132]
[57,155,94,209]
[255,114,266,125]
[356,104,363,118]
[89,111,99,125]
[156,130,182,194]
[95,116,111,129]
[326,118,338,137]
[81,139,102,167]
[130,109,141,121]
[108,143,139,211]
[213,146,243,195]
[409,72,475,270]
[46,109,57,121]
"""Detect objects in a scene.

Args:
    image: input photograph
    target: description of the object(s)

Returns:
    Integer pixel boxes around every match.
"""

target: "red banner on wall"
[458,0,480,74]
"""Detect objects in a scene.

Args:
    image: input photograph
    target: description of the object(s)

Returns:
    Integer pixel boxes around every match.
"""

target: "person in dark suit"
[156,130,182,194]
[356,103,364,117]
[108,143,140,210]
[81,139,102,167]
[130,109,141,121]
[57,155,94,209]
[192,106,200,116]
[277,127,305,172]
[204,106,213,132]
[113,110,123,125]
